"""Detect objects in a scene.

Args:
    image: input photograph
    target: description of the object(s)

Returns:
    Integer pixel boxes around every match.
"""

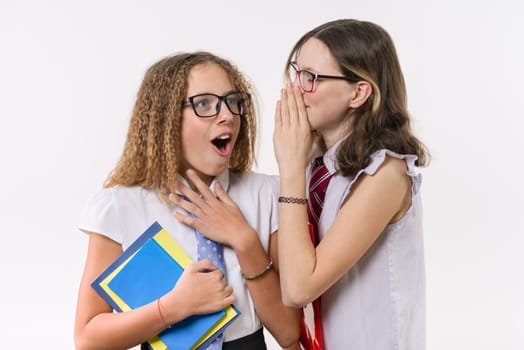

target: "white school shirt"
[310,141,426,350]
[78,170,279,342]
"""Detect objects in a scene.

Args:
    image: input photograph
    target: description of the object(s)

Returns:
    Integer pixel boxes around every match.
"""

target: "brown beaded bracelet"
[278,196,308,205]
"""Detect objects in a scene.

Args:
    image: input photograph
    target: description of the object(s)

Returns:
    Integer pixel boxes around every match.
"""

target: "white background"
[1,0,522,349]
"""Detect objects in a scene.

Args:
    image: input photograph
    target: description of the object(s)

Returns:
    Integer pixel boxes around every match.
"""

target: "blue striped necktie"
[179,194,226,349]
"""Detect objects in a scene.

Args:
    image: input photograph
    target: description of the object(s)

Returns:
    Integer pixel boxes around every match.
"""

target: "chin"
[203,164,228,177]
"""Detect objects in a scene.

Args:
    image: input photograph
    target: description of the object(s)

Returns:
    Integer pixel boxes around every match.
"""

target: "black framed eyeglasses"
[182,92,249,118]
[288,62,362,93]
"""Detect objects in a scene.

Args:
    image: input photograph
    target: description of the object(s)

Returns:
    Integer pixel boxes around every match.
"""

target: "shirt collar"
[316,132,351,174]
[175,169,230,195]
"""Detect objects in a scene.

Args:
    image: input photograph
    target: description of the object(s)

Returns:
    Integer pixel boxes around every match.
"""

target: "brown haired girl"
[274,19,429,349]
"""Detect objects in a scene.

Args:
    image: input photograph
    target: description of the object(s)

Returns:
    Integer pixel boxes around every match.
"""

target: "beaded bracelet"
[278,196,307,205]
[157,297,171,329]
[241,257,273,280]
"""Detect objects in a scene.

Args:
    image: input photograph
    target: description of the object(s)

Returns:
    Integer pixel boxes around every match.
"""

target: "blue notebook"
[91,221,240,350]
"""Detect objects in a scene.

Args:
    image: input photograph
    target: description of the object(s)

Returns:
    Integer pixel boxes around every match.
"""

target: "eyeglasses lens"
[225,93,244,115]
[298,70,314,92]
[191,93,246,118]
[288,64,314,92]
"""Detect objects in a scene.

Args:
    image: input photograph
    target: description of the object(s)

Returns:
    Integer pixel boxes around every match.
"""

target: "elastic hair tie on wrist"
[278,196,307,205]
[157,297,171,329]
[241,257,273,280]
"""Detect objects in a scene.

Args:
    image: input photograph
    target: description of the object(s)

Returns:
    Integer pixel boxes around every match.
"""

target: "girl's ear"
[349,81,373,108]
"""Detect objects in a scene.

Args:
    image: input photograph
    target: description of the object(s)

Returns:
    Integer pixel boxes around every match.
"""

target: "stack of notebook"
[91,221,240,350]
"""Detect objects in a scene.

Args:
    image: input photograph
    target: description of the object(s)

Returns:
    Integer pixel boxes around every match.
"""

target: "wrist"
[279,170,305,184]
[279,196,307,205]
[279,172,306,193]
[230,227,258,253]
[156,297,171,329]
[162,291,189,323]
[241,257,273,280]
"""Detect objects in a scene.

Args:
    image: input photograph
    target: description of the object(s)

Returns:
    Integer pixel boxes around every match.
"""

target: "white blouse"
[79,170,280,342]
[310,141,426,350]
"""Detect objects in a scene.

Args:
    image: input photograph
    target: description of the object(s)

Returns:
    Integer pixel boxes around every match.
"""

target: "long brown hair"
[104,52,257,202]
[285,19,429,176]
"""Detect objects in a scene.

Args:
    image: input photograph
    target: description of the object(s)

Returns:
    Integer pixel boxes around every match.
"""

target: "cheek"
[303,93,316,107]
[182,125,199,147]
[313,86,351,111]
[303,92,327,118]
[304,90,333,112]
[180,115,206,158]
[231,118,242,143]
[180,131,196,165]
[180,122,194,150]
[305,90,352,128]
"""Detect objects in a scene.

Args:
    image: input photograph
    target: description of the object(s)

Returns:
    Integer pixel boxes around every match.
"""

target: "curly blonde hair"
[104,52,257,202]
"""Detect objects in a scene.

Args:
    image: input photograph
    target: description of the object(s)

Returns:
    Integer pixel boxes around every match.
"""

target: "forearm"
[232,232,301,347]
[245,270,301,347]
[75,300,167,350]
[75,278,200,350]
[75,234,173,350]
[278,175,319,306]
[76,232,232,350]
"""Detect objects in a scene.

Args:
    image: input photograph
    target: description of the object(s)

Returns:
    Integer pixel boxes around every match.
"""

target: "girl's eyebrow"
[292,61,317,73]
[187,89,238,97]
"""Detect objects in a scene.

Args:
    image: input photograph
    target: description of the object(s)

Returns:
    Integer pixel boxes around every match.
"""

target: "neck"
[318,117,352,149]
[179,169,214,190]
[319,127,350,150]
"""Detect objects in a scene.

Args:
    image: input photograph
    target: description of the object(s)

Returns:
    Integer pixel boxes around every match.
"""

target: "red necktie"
[301,157,332,350]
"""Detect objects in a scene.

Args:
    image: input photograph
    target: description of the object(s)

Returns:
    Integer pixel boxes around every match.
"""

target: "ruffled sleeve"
[346,149,422,195]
